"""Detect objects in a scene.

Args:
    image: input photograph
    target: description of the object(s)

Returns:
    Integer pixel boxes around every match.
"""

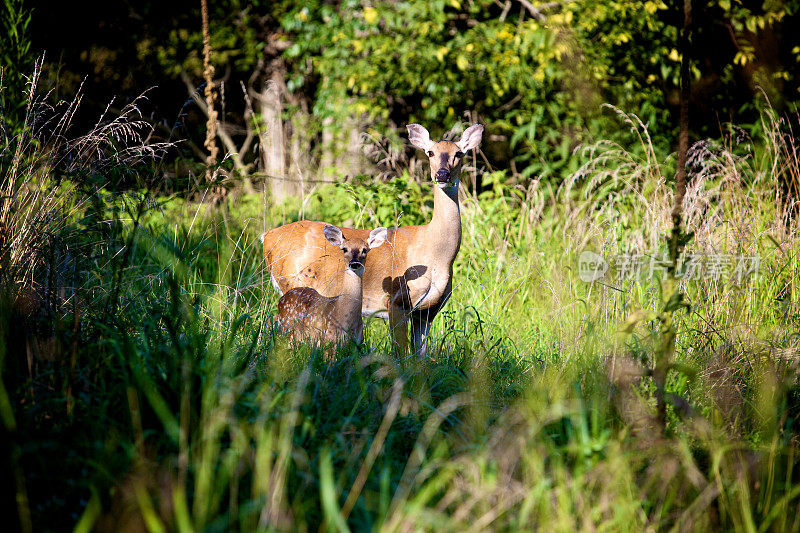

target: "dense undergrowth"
[2,79,800,532]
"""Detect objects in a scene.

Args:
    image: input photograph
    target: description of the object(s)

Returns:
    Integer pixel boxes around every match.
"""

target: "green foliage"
[138,0,285,79]
[0,0,33,126]
[12,0,796,194]
[305,173,428,229]
[277,0,800,179]
[27,0,799,189]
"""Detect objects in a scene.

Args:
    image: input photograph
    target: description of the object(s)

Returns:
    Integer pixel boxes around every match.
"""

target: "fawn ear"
[456,124,484,152]
[323,225,344,247]
[407,124,434,152]
[367,227,387,249]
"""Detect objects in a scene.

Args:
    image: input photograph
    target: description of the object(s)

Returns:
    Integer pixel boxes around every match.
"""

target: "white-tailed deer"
[263,123,484,355]
[276,225,387,345]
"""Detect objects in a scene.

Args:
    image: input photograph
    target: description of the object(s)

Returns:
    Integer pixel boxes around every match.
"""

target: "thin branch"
[516,0,545,21]
[238,81,255,156]
[180,70,249,176]
[499,0,512,22]
[515,0,575,21]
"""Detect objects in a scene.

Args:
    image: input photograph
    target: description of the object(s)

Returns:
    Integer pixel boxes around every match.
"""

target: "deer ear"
[406,124,434,152]
[457,124,484,152]
[367,227,388,249]
[323,225,344,247]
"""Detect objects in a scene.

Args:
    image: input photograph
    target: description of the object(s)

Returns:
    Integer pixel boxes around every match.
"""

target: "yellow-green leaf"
[363,6,378,25]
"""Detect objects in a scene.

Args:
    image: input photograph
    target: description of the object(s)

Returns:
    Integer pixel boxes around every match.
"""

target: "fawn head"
[407,123,484,188]
[323,225,388,277]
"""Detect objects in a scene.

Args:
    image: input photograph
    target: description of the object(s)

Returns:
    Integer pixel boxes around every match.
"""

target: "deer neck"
[334,270,364,327]
[425,183,461,259]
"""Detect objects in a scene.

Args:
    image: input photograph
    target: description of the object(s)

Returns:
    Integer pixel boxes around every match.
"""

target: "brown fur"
[275,226,386,346]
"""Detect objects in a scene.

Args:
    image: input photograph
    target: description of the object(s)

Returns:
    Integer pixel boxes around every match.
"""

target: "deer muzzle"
[435,168,451,183]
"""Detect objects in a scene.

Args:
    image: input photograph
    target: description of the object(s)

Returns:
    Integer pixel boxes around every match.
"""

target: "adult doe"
[263,123,484,354]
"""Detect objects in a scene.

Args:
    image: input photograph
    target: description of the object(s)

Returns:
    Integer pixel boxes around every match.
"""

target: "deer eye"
[342,247,349,253]
[455,151,464,158]
[427,150,434,157]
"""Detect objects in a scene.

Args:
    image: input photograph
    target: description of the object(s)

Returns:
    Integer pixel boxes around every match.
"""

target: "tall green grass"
[2,75,800,531]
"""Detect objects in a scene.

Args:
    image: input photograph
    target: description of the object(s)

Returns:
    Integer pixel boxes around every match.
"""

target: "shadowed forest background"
[8,0,800,192]
[3,0,800,531]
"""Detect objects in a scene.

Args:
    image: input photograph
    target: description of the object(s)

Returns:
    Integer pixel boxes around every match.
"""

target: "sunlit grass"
[3,74,800,531]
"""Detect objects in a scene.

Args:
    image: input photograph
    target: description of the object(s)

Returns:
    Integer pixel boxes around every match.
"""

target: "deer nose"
[435,168,450,182]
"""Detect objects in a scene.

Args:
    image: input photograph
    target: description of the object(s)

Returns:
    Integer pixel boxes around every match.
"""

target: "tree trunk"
[258,74,294,201]
[343,118,364,178]
[320,116,336,183]
[289,111,310,195]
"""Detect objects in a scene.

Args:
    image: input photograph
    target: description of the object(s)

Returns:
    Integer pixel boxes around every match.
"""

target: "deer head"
[323,225,388,277]
[406,123,484,188]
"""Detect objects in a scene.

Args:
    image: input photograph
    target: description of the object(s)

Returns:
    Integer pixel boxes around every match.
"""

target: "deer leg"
[388,306,409,356]
[410,314,432,356]
[354,320,364,345]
